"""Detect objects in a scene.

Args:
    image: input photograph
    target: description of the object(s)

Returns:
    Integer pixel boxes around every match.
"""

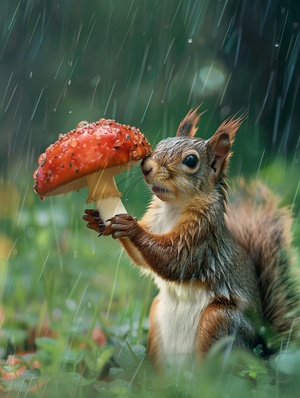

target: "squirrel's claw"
[83,210,139,239]
[83,209,105,236]
[108,213,139,239]
[86,221,105,236]
[83,209,100,219]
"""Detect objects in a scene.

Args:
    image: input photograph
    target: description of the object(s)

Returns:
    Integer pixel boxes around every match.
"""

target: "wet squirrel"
[83,108,299,367]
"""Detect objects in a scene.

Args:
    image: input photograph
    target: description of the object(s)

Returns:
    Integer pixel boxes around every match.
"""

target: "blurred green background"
[0,0,299,395]
[0,0,299,381]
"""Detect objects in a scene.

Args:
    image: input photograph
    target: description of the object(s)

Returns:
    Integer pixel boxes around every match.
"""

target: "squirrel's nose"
[142,165,152,176]
[141,157,153,176]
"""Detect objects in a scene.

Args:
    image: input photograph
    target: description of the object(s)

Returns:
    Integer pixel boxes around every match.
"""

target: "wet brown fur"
[226,180,299,346]
[84,108,299,366]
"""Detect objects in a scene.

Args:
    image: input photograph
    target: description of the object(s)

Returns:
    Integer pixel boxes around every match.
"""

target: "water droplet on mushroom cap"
[76,121,89,129]
[113,139,123,148]
[69,139,79,148]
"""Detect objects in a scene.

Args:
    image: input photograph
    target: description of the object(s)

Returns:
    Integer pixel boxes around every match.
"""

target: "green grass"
[0,159,300,397]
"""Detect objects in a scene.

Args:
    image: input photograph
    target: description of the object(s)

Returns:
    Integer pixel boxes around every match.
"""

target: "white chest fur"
[146,198,185,234]
[154,278,212,363]
[144,198,213,363]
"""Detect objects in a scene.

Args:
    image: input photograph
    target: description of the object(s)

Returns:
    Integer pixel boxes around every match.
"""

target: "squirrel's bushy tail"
[226,180,300,348]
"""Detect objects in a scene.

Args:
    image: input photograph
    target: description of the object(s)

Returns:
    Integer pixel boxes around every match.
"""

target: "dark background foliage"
[1,0,299,180]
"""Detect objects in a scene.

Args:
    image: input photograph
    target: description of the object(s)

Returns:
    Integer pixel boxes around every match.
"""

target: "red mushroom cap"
[33,118,151,199]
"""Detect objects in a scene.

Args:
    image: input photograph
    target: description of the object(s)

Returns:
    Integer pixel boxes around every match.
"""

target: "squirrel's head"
[141,107,243,203]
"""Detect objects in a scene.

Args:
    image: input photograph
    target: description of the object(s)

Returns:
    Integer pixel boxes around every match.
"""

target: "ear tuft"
[176,106,202,137]
[214,113,246,142]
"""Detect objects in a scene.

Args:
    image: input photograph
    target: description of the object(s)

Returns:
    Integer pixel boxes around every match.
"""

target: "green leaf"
[19,368,41,381]
[222,374,254,398]
[270,350,300,376]
[131,345,146,359]
[1,363,24,372]
[35,337,59,350]
[109,366,137,382]
[61,349,84,364]
[115,342,146,368]
[2,328,28,345]
[94,379,134,395]
[0,378,28,393]
[83,345,115,374]
[57,372,96,387]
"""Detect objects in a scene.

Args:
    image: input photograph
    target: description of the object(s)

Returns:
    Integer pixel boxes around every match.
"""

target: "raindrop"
[54,55,65,80]
[90,75,100,110]
[275,43,280,48]
[68,79,72,85]
[31,87,45,120]
[104,81,116,115]
[141,89,154,122]
[1,70,14,108]
[29,71,33,78]
[77,121,89,129]
[188,38,193,43]
[69,139,79,148]
[164,37,174,64]
[69,110,72,114]
[26,226,35,238]
[220,105,231,118]
[113,139,123,148]
[83,20,96,52]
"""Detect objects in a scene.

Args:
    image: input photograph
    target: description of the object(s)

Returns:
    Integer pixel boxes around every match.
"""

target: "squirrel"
[83,108,299,367]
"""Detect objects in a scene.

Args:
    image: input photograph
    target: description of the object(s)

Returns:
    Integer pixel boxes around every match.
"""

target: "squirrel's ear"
[207,132,231,175]
[176,107,201,137]
[207,116,244,175]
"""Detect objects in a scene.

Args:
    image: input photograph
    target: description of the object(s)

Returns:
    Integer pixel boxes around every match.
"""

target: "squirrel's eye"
[182,154,199,168]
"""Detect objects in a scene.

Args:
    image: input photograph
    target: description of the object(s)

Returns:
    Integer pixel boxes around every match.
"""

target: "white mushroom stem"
[95,196,127,222]
[86,167,127,222]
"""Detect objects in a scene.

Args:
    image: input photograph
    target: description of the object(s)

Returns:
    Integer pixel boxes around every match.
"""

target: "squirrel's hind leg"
[196,301,259,354]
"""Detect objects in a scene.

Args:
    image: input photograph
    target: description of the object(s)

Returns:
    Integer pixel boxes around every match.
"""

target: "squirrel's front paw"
[83,210,138,239]
[83,209,106,236]
[107,213,138,239]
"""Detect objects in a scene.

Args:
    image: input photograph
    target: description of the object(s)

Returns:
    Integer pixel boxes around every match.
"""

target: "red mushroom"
[33,118,151,220]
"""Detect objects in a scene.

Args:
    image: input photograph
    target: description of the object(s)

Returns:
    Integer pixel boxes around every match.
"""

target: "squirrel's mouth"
[151,185,173,201]
[152,185,169,194]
